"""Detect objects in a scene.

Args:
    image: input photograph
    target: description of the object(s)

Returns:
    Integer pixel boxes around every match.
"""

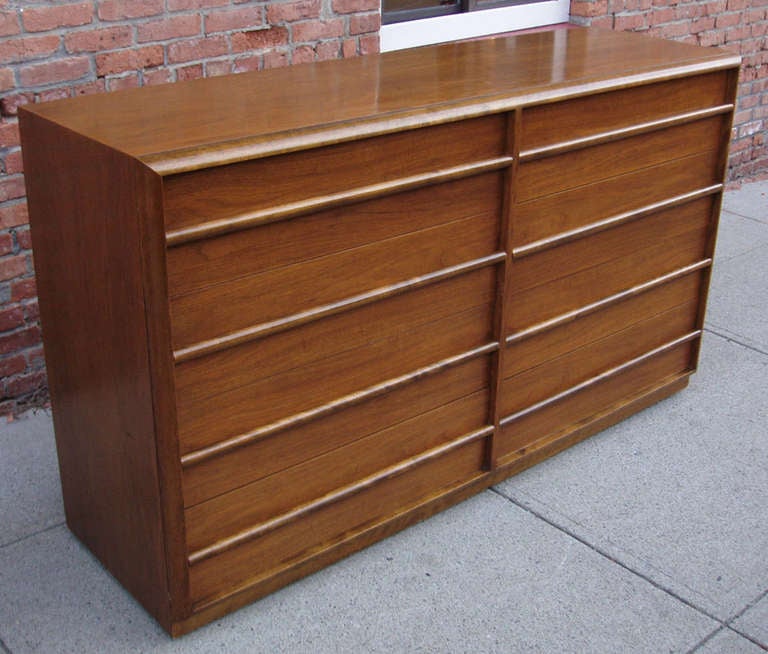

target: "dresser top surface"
[22,26,739,175]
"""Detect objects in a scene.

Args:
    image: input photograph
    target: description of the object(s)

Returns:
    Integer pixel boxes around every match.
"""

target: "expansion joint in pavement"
[0,521,65,551]
[0,634,13,654]
[488,487,724,624]
[703,326,768,357]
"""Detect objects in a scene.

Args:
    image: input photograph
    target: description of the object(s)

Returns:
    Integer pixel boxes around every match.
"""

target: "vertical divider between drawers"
[485,110,518,470]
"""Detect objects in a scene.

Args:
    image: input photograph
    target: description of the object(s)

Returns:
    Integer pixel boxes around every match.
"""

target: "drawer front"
[175,266,496,414]
[176,290,495,453]
[163,115,507,235]
[188,436,486,605]
[185,388,489,553]
[497,340,695,460]
[167,172,503,299]
[182,354,492,506]
[504,269,704,379]
[516,116,725,204]
[500,300,697,417]
[169,193,499,351]
[520,71,729,152]
[512,148,719,248]
[505,197,713,335]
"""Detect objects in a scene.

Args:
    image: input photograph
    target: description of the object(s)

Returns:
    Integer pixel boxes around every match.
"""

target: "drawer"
[182,354,492,506]
[513,150,719,248]
[504,269,704,379]
[167,172,503,298]
[163,115,507,237]
[188,436,487,605]
[520,71,729,153]
[176,298,495,454]
[185,388,489,553]
[169,193,500,351]
[516,115,725,203]
[505,197,713,335]
[175,266,496,412]
[500,299,698,417]
[497,339,695,460]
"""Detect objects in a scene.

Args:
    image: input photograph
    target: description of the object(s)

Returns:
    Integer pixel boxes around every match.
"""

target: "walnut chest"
[19,27,740,636]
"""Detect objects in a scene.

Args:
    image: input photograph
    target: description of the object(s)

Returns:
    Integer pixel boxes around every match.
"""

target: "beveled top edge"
[22,27,740,176]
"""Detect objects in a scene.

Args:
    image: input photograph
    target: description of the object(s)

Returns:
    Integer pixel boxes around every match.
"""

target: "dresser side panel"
[18,110,173,627]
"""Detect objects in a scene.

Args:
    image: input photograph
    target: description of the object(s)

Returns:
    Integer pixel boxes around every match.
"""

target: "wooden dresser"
[19,27,740,636]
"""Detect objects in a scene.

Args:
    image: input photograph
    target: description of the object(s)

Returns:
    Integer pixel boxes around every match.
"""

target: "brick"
[698,30,726,46]
[263,49,289,69]
[0,120,19,146]
[0,175,25,202]
[167,35,229,63]
[0,306,23,331]
[332,0,378,13]
[570,0,609,17]
[167,0,227,9]
[231,27,289,52]
[38,87,70,103]
[0,232,11,255]
[315,40,340,61]
[98,0,164,21]
[613,12,647,30]
[0,35,60,65]
[0,9,19,36]
[0,254,25,282]
[349,13,380,36]
[205,6,263,34]
[95,45,163,75]
[64,25,133,53]
[358,33,378,55]
[292,44,315,64]
[205,59,232,76]
[0,202,27,229]
[27,345,45,370]
[19,57,91,86]
[1,93,32,117]
[22,3,93,33]
[176,63,204,80]
[14,227,30,249]
[4,369,47,399]
[266,0,321,24]
[0,354,25,377]
[690,17,715,33]
[658,21,691,38]
[716,11,743,27]
[23,301,39,322]
[72,78,107,96]
[342,37,357,58]
[727,0,747,8]
[0,67,14,92]
[233,54,262,73]
[137,14,202,43]
[292,19,344,43]
[107,72,140,91]
[10,277,35,301]
[143,67,174,85]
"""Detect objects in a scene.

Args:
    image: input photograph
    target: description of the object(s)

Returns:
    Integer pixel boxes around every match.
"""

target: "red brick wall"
[570,0,768,182]
[0,0,379,417]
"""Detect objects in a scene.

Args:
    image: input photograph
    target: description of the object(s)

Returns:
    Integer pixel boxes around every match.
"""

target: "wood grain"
[506,199,713,334]
[170,208,499,350]
[520,71,728,152]
[167,172,503,298]
[516,116,724,203]
[163,115,506,234]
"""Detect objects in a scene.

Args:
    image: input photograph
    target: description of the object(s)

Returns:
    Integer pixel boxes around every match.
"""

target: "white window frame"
[380,0,570,52]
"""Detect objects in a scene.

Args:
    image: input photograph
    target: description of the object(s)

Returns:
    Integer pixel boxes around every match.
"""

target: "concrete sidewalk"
[1,181,766,654]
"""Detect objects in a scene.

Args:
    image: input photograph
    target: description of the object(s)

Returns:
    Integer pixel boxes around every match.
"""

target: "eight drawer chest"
[19,27,740,635]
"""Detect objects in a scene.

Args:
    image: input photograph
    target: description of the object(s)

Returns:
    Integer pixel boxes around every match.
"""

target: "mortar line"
[489,487,726,625]
[0,521,65,551]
